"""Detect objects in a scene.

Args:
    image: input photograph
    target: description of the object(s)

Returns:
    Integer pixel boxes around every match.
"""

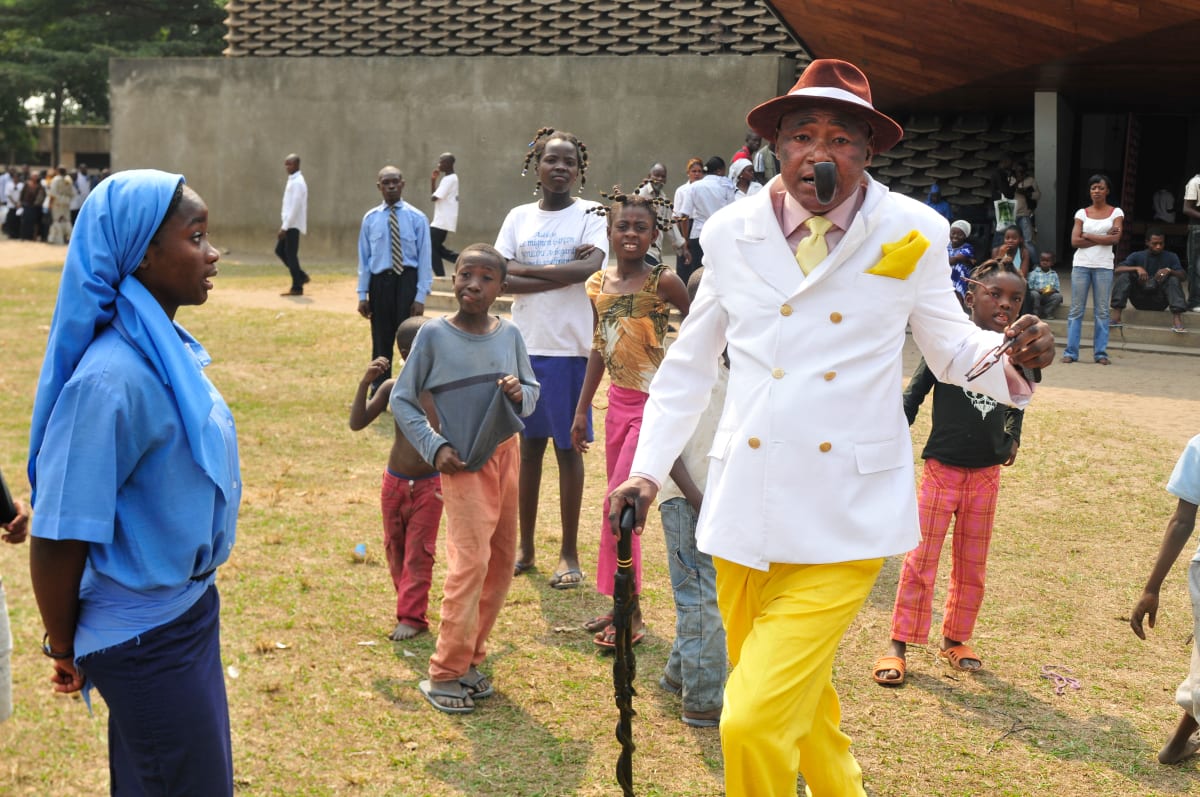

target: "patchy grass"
[0,259,1199,795]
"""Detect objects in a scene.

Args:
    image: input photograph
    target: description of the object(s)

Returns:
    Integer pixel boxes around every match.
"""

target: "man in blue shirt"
[357,165,433,392]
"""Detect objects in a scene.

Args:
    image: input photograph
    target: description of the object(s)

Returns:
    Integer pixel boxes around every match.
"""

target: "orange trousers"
[428,436,520,682]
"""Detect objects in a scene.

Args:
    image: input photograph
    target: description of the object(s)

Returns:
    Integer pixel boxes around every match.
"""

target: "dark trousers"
[1110,272,1187,313]
[430,227,458,277]
[3,208,17,238]
[1031,289,1063,319]
[19,206,41,240]
[369,267,419,388]
[274,227,307,290]
[81,586,232,796]
[679,238,703,287]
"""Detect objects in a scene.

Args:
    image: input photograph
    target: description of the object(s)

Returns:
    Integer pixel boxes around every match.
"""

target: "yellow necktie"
[795,215,833,275]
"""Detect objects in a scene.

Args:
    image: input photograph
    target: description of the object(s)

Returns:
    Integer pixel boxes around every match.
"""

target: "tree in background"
[0,0,226,165]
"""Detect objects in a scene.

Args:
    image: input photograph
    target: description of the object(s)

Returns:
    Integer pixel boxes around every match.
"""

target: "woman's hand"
[49,659,83,694]
[570,413,591,454]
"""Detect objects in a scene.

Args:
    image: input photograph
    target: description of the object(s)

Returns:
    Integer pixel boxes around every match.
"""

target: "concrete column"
[1034,91,1074,261]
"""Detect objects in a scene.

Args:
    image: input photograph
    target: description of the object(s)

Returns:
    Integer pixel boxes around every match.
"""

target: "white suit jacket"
[630,175,1029,570]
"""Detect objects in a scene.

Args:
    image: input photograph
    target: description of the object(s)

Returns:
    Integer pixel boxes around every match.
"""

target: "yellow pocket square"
[865,230,930,280]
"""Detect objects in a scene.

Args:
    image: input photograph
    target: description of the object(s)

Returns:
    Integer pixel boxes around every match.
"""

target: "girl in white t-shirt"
[1064,173,1123,365]
[494,127,609,591]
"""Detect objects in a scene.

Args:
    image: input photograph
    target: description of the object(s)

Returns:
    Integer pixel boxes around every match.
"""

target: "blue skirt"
[80,584,232,796]
[523,355,592,450]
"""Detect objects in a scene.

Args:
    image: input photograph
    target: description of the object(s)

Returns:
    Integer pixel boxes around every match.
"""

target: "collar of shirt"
[771,179,864,251]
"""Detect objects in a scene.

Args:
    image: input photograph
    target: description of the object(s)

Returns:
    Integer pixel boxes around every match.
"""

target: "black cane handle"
[617,505,635,564]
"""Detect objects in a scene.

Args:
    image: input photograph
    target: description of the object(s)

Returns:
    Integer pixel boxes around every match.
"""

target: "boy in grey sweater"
[391,243,539,714]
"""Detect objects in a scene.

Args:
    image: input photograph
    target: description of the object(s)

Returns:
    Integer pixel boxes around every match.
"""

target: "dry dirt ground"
[5,239,1198,442]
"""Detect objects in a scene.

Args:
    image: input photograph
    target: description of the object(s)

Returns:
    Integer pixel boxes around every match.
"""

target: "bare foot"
[388,622,424,641]
[1158,714,1200,764]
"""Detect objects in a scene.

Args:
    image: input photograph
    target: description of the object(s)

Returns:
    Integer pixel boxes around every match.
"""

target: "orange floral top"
[585,264,670,393]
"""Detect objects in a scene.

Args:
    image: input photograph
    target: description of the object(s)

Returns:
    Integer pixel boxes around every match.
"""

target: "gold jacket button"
[748,437,761,449]
[772,368,785,379]
[829,311,843,323]
[780,304,793,317]
[824,371,836,381]
[819,441,832,452]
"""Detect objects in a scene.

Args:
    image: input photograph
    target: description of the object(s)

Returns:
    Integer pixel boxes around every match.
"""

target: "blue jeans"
[1016,215,1037,252]
[1065,266,1113,361]
[660,498,726,713]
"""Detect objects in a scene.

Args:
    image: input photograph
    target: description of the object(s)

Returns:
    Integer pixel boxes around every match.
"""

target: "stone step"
[1042,316,1200,356]
[1055,274,1200,356]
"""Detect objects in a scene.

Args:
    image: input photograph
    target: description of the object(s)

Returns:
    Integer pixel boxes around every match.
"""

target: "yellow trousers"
[716,556,884,797]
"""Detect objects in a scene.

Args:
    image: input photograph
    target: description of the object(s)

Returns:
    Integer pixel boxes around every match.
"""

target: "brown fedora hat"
[746,59,904,153]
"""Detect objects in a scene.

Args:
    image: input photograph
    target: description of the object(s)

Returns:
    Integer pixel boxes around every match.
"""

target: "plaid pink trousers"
[890,458,1001,645]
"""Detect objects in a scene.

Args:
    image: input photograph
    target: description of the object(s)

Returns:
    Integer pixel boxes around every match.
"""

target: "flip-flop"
[549,568,583,590]
[513,561,535,577]
[419,679,474,714]
[938,644,982,672]
[582,614,613,633]
[459,668,494,700]
[594,625,645,649]
[872,655,906,686]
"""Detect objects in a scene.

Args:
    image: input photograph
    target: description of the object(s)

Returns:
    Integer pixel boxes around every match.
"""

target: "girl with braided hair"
[570,189,690,646]
[495,127,608,590]
[873,258,1027,686]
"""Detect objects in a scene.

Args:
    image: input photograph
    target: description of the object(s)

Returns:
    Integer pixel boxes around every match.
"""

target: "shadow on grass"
[372,664,592,797]
[908,668,1200,791]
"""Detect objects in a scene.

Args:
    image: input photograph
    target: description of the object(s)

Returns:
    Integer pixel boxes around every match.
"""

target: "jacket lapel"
[733,187,805,299]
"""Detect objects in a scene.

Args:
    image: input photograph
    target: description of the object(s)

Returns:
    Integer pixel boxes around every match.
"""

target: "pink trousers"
[596,384,646,598]
[380,470,443,630]
[429,435,520,682]
[890,458,1001,645]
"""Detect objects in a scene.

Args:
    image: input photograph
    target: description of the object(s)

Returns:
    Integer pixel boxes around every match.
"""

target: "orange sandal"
[872,655,906,686]
[938,644,982,672]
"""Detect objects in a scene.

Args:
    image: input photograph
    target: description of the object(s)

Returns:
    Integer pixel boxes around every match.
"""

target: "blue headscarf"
[28,169,229,499]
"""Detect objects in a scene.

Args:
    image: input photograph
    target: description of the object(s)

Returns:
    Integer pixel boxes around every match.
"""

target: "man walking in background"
[277,153,309,296]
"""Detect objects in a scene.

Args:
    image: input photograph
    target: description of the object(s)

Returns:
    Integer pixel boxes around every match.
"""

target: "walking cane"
[612,505,638,796]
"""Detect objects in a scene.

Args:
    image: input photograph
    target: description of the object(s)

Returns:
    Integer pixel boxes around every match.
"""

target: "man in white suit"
[608,60,1056,796]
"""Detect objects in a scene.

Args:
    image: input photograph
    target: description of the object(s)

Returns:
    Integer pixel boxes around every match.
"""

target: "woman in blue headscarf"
[27,170,241,795]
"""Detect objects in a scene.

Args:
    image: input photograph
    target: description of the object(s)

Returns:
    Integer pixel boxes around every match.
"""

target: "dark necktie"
[389,206,404,275]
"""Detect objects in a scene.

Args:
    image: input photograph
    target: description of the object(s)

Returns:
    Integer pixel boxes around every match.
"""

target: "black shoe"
[281,288,303,296]
[301,274,311,285]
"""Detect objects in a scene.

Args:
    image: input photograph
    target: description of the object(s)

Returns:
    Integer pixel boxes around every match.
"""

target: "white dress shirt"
[281,171,308,233]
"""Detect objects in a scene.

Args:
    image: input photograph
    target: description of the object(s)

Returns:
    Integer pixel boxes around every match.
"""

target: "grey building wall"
[110,56,794,265]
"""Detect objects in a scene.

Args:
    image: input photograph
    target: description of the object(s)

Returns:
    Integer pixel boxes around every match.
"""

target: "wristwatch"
[41,632,73,660]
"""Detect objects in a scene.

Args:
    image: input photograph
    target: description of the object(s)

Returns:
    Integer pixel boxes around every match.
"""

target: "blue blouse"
[33,321,240,659]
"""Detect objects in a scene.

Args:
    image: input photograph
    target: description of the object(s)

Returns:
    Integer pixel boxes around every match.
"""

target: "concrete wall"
[110,56,794,265]
[33,125,111,170]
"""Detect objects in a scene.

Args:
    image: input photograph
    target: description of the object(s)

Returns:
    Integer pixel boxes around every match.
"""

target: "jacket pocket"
[853,437,909,474]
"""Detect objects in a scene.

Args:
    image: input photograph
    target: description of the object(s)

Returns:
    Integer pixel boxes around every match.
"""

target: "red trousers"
[429,436,520,682]
[890,458,1001,645]
[380,470,443,630]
